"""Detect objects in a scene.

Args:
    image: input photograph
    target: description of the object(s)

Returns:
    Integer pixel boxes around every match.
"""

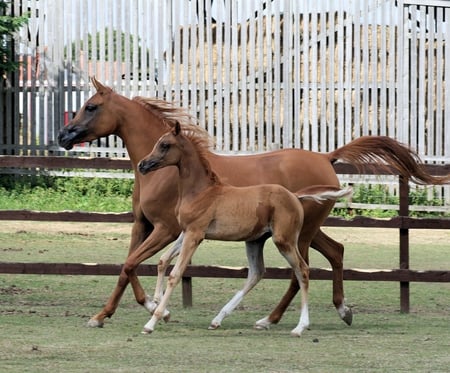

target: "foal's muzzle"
[138,159,160,175]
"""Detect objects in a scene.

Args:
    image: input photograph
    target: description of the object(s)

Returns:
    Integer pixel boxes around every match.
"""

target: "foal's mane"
[181,130,222,185]
[132,96,210,141]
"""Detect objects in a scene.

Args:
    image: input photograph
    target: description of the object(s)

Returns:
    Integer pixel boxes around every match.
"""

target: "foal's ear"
[173,121,181,136]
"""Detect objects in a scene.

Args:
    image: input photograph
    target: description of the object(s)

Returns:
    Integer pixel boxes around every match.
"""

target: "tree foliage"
[0,1,28,77]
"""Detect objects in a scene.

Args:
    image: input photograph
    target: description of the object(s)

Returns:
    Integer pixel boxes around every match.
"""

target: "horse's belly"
[204,211,270,242]
[205,224,270,242]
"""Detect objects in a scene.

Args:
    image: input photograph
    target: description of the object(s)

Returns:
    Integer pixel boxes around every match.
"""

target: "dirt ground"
[0,220,448,247]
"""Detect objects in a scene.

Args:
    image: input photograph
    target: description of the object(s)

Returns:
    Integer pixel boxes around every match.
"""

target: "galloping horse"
[137,122,352,336]
[58,78,448,331]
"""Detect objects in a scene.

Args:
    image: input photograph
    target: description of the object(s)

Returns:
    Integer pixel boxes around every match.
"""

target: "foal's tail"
[296,185,353,204]
[327,136,449,185]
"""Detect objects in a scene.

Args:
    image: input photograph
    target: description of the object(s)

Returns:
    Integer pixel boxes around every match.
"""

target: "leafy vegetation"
[0,174,447,217]
[0,1,28,77]
[0,174,133,212]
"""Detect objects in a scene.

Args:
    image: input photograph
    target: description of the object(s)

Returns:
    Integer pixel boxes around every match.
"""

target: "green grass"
[0,222,449,372]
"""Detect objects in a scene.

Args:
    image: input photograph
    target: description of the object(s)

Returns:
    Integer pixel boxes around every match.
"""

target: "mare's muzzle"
[57,126,87,150]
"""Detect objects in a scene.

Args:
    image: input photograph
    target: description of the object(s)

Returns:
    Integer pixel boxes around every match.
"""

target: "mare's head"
[58,77,121,150]
[138,122,185,175]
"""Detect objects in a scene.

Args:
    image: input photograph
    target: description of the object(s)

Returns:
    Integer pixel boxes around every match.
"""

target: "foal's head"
[138,122,185,174]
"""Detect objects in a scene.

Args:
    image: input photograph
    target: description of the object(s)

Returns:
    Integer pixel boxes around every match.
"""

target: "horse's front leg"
[87,222,178,328]
[146,232,185,321]
[142,230,203,334]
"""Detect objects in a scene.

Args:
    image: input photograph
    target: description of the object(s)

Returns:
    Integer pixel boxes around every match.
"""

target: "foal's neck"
[177,143,220,199]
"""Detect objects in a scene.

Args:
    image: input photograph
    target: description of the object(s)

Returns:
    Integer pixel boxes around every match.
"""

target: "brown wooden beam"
[0,262,449,283]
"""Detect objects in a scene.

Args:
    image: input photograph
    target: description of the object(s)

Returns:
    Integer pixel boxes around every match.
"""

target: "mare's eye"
[86,104,97,112]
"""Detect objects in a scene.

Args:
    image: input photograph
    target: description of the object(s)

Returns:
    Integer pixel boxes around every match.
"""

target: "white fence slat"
[223,0,231,151]
[426,6,435,159]
[352,0,361,140]
[388,0,397,138]
[446,7,450,160]
[310,4,318,151]
[1,0,448,204]
[434,7,444,159]
[302,2,310,151]
[379,2,387,136]
[411,6,421,152]
[247,0,256,151]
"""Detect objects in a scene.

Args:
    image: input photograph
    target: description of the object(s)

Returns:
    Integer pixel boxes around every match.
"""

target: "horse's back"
[208,149,338,190]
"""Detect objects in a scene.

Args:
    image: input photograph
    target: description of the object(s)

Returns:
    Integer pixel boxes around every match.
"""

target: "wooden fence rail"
[0,156,449,313]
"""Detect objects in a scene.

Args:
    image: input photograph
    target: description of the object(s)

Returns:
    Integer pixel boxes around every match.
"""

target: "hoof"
[87,318,104,328]
[144,297,157,315]
[290,330,303,337]
[163,312,171,323]
[340,306,353,326]
[208,323,220,330]
[254,324,270,331]
[141,328,153,335]
[254,316,271,330]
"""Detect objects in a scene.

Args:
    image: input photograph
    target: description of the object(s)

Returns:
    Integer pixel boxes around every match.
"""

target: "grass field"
[0,222,449,372]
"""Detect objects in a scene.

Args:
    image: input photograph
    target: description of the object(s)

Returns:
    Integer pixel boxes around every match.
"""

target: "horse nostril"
[138,161,147,174]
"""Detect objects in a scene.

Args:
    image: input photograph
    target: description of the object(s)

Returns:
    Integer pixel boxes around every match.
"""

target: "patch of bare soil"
[322,226,450,246]
[0,221,132,235]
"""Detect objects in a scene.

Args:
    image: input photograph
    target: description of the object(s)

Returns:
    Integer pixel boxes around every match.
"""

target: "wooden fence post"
[182,261,193,307]
[399,175,410,313]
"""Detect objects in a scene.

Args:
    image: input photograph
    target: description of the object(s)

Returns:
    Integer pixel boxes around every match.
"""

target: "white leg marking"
[142,315,159,334]
[254,316,272,330]
[87,318,104,328]
[209,291,245,329]
[291,302,309,337]
[210,241,265,330]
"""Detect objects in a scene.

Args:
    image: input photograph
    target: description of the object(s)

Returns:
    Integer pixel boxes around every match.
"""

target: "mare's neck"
[177,145,218,200]
[115,96,168,169]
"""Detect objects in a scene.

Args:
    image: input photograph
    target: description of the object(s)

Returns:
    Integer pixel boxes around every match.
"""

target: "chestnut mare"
[58,78,448,331]
[137,122,352,335]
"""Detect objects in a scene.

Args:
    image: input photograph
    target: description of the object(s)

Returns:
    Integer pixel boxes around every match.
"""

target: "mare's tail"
[296,185,353,204]
[327,136,449,185]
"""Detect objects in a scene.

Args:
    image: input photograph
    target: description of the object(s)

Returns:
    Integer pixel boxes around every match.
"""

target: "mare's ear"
[173,121,181,136]
[91,76,111,95]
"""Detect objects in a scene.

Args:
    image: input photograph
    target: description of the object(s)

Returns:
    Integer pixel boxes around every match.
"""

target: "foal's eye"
[160,142,170,150]
[85,104,97,112]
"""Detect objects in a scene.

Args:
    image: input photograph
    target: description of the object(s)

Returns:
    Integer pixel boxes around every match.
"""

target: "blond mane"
[132,96,212,144]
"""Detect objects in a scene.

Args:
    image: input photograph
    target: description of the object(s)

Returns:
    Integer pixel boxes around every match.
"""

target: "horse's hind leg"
[254,236,310,331]
[255,228,352,329]
[311,229,352,325]
[271,234,310,337]
[209,237,267,330]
